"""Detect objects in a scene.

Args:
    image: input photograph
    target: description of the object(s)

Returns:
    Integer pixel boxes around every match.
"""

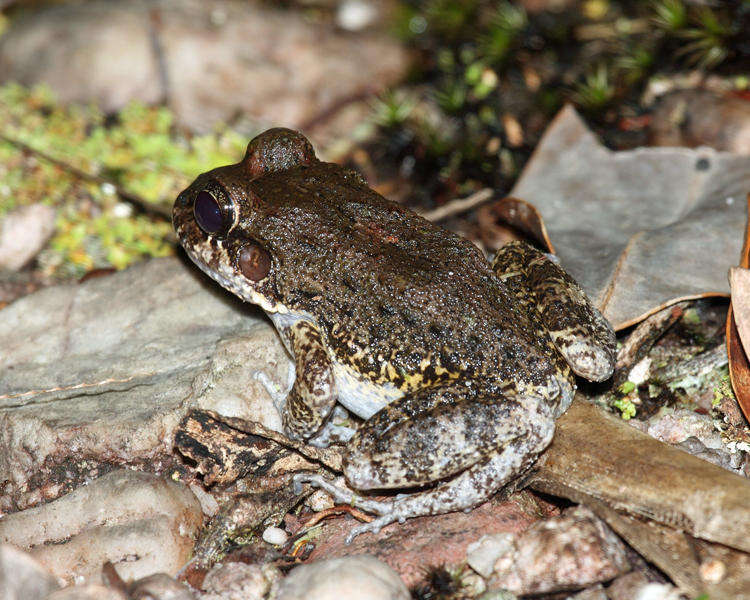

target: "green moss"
[712,372,734,408]
[613,396,637,420]
[573,64,616,111]
[0,83,247,279]
[374,1,748,200]
[682,308,701,326]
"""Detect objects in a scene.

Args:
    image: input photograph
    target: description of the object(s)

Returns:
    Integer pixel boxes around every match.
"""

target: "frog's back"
[248,162,560,390]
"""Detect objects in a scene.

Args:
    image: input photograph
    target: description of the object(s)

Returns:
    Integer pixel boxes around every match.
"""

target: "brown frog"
[173,128,616,541]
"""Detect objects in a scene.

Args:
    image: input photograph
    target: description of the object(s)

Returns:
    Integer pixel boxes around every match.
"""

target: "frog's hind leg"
[295,389,554,543]
[492,240,616,382]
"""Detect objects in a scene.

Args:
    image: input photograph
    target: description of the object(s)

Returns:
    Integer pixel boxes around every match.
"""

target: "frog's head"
[173,128,318,314]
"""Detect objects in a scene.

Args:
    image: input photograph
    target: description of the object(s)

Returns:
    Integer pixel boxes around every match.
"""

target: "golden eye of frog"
[173,128,616,542]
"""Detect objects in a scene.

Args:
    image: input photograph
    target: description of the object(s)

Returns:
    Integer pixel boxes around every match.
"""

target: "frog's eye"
[237,243,271,281]
[194,190,232,235]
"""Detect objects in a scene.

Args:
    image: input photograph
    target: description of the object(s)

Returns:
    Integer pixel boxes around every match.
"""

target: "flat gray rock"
[0,256,288,510]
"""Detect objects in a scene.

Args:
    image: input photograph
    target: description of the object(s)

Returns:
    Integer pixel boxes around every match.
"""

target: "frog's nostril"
[194,190,226,234]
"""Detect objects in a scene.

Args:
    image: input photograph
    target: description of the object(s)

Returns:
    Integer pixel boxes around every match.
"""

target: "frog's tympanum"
[173,128,616,541]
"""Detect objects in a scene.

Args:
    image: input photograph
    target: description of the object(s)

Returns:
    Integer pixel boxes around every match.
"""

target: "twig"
[301,505,374,529]
[659,343,728,384]
[418,188,494,222]
[0,131,173,220]
[613,301,688,387]
[148,8,171,107]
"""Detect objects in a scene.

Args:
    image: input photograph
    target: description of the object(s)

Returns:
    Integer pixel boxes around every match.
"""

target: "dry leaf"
[726,198,750,422]
[730,268,750,356]
[512,105,750,329]
[477,196,554,253]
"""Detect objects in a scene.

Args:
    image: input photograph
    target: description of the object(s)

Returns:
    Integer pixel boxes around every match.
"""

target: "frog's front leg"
[276,319,336,440]
[296,384,555,542]
[492,240,616,382]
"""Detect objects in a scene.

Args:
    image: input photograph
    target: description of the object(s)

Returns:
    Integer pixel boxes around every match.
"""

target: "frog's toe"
[292,472,394,516]
[557,336,615,381]
[344,514,398,544]
[252,370,289,410]
[551,306,616,382]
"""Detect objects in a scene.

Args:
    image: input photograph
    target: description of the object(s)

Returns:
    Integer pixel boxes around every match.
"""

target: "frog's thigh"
[344,386,543,490]
[282,320,336,440]
[346,395,555,537]
[492,240,616,381]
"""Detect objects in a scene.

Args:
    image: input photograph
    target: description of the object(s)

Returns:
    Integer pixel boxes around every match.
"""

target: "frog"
[173,128,617,542]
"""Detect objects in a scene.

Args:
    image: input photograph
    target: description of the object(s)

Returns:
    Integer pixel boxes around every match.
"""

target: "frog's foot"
[492,240,616,382]
[292,473,394,517]
[253,364,295,413]
[293,473,401,543]
[308,405,358,447]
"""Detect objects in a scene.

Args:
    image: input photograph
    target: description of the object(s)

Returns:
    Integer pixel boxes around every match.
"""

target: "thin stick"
[418,188,494,222]
[301,505,375,529]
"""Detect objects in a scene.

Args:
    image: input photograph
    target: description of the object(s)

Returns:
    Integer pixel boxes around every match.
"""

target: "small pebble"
[336,0,377,31]
[189,483,220,517]
[0,204,56,271]
[698,558,726,583]
[466,533,515,577]
[262,526,288,546]
[628,357,651,385]
[307,489,335,512]
[634,583,682,600]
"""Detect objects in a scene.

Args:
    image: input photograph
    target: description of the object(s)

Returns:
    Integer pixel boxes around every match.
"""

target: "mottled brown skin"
[173,128,616,541]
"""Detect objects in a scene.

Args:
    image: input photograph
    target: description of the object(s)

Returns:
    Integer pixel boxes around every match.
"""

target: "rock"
[0,0,408,136]
[605,571,654,600]
[0,204,56,271]
[0,469,203,584]
[650,89,750,155]
[0,256,288,511]
[646,409,743,473]
[127,573,195,599]
[566,585,607,600]
[276,556,410,600]
[475,506,630,596]
[337,1,380,31]
[192,330,288,433]
[306,489,336,512]
[0,544,59,600]
[630,583,684,600]
[510,104,750,329]
[202,562,280,600]
[46,586,126,600]
[466,533,515,578]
